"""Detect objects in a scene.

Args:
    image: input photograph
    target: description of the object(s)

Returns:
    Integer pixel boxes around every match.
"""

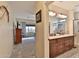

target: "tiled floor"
[10,37,35,58]
[56,45,79,58]
[11,37,79,58]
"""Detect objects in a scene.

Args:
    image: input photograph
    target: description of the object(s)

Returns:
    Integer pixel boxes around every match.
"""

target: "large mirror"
[49,11,68,36]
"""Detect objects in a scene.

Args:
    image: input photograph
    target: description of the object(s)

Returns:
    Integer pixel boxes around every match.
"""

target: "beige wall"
[48,4,68,15]
[35,2,44,57]
[35,1,49,58]
[0,2,13,57]
[43,2,49,58]
[67,10,74,34]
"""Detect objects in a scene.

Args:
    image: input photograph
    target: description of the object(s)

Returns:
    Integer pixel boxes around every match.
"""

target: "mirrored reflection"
[49,11,67,36]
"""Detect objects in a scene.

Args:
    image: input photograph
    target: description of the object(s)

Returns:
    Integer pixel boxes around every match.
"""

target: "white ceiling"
[7,1,37,20]
[7,1,79,20]
[50,1,79,11]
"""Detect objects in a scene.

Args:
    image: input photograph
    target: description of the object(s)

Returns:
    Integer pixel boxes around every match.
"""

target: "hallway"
[11,37,35,58]
[8,1,36,58]
[1,1,79,58]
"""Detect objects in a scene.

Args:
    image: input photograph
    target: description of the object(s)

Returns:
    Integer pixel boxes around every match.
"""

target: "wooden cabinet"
[49,36,74,58]
[15,28,22,44]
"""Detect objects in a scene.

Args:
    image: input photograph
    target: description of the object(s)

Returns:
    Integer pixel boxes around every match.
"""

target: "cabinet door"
[64,39,70,46]
[15,28,22,44]
[69,37,74,48]
[57,39,64,54]
[50,45,58,57]
[64,37,74,51]
[49,40,58,57]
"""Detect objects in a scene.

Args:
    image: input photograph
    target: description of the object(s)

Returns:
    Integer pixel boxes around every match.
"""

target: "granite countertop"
[49,34,74,40]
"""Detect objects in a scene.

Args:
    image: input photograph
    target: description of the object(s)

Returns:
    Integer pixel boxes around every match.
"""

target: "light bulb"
[49,11,56,16]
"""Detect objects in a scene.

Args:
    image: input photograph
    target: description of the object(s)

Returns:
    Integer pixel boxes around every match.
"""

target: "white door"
[74,20,79,46]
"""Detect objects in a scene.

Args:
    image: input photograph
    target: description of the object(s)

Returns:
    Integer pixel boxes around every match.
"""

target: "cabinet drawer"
[49,40,58,47]
[64,45,71,51]
[50,46,60,57]
[49,39,57,44]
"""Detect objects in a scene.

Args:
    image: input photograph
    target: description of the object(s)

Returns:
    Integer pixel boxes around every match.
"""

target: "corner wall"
[35,2,49,58]
[35,2,44,57]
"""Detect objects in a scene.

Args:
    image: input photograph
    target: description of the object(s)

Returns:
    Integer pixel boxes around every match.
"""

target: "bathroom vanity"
[49,34,74,58]
[48,10,74,58]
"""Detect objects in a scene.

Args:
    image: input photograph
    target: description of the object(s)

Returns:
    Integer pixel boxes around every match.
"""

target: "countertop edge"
[48,34,74,40]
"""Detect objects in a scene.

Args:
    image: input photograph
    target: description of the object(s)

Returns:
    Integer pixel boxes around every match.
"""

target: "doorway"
[11,21,36,58]
[73,20,79,46]
[21,22,36,57]
[22,24,35,41]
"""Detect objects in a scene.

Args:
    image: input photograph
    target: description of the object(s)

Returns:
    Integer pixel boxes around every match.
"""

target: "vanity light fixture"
[60,19,66,22]
[57,14,67,18]
[49,11,56,16]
